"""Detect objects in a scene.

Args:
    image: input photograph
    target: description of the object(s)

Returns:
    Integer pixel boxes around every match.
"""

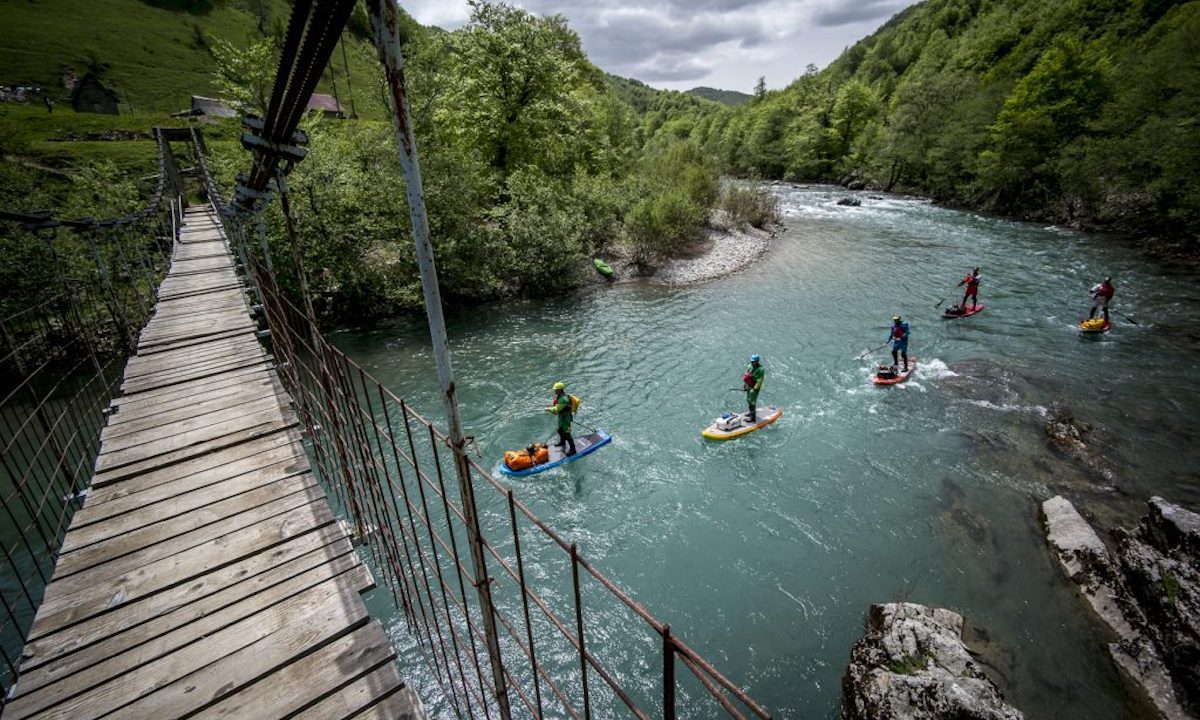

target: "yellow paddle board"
[701,407,783,440]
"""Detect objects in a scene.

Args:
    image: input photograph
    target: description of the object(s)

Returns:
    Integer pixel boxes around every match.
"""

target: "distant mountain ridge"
[686,86,752,106]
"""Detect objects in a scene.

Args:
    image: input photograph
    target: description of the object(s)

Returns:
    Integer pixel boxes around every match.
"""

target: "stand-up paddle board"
[499,431,612,477]
[1078,317,1112,334]
[701,407,783,440]
[873,358,917,386]
[943,304,985,319]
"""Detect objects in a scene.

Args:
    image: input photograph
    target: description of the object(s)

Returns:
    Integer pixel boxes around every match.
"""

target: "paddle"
[856,343,888,360]
[1113,309,1139,325]
[934,296,948,309]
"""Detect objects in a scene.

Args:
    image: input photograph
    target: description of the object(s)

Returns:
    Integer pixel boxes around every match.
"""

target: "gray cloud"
[811,0,911,27]
[399,0,920,90]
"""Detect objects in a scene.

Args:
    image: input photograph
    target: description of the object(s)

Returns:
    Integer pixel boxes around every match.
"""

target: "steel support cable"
[263,0,314,134]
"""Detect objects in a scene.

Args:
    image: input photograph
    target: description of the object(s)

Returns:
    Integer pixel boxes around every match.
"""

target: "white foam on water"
[918,358,958,380]
[963,399,1049,416]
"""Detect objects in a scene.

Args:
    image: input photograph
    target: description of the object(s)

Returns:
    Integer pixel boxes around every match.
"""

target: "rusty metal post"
[663,624,676,720]
[365,1,512,718]
[571,543,592,720]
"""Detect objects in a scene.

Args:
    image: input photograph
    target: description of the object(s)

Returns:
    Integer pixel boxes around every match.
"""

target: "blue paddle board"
[499,431,612,477]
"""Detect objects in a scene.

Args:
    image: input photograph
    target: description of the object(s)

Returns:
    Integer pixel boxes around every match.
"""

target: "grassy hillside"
[0,0,384,117]
[686,86,752,106]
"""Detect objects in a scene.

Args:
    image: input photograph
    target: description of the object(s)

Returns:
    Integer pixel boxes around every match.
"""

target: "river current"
[342,185,1200,719]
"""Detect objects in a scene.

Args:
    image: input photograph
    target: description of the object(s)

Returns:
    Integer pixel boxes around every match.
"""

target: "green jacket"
[745,364,764,392]
[548,392,573,431]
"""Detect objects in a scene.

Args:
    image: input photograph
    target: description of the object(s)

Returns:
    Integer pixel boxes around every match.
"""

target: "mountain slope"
[687,86,752,106]
[714,0,1200,247]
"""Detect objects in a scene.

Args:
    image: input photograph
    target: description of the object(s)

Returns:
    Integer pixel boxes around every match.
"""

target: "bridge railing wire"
[0,128,184,704]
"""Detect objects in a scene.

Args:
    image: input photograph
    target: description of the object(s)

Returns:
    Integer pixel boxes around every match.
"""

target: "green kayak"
[593,258,614,278]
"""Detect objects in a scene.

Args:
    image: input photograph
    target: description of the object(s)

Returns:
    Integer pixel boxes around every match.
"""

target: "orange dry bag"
[504,444,549,471]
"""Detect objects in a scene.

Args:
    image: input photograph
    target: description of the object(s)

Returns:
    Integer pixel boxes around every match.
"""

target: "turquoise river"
[342,185,1200,719]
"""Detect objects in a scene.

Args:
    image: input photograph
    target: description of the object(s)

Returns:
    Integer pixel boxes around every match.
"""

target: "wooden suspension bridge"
[1,207,422,720]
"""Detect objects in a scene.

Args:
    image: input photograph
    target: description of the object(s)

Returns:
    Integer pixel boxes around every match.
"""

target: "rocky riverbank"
[1041,495,1199,718]
[587,209,777,286]
[841,603,1025,720]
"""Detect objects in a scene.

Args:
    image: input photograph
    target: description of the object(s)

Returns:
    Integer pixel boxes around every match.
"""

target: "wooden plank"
[19,525,351,673]
[86,428,304,506]
[46,480,324,594]
[92,408,295,478]
[134,327,251,354]
[185,620,395,720]
[102,377,282,436]
[122,339,263,376]
[109,365,274,411]
[57,470,317,565]
[351,685,425,720]
[6,572,370,720]
[30,499,334,636]
[75,451,305,530]
[16,549,365,703]
[112,586,371,720]
[98,395,285,454]
[291,662,412,720]
[118,354,269,394]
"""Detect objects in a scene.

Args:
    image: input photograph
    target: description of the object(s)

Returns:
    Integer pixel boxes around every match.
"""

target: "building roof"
[190,95,237,118]
[306,93,345,115]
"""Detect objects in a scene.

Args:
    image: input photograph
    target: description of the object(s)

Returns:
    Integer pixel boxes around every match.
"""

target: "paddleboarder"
[744,355,765,422]
[956,267,981,311]
[1088,276,1115,322]
[545,382,576,456]
[885,315,910,372]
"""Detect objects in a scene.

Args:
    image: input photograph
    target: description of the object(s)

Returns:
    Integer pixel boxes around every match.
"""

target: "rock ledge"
[841,602,1024,720]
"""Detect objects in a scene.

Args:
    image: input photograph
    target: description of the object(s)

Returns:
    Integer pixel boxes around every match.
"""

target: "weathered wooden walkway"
[4,208,421,719]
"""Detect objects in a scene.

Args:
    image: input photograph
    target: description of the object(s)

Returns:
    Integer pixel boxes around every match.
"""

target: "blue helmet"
[750,354,761,363]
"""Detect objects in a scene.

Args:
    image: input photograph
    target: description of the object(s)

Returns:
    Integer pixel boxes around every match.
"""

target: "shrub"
[720,181,780,228]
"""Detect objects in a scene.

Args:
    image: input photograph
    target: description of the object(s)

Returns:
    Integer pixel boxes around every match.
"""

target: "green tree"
[211,36,277,114]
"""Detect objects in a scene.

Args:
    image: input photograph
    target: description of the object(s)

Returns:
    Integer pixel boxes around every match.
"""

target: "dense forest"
[702,0,1200,252]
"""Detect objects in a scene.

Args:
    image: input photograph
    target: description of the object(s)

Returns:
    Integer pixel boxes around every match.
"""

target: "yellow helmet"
[552,381,565,391]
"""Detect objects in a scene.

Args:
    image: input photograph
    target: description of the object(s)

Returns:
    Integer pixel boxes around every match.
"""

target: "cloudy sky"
[400,0,919,93]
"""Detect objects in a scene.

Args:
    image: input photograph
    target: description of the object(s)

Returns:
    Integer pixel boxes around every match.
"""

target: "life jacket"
[964,274,979,288]
[570,394,581,413]
[891,323,907,340]
[1099,282,1114,299]
[743,371,754,387]
[505,443,550,471]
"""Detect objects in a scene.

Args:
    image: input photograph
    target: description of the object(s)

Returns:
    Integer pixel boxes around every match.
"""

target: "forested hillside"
[703,0,1200,250]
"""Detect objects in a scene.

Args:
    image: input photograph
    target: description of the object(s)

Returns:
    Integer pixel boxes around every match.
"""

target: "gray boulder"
[1114,497,1200,713]
[841,603,1024,720]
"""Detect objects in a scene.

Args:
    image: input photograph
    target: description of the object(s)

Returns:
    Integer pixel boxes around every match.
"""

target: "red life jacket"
[892,325,905,339]
[964,274,979,289]
[743,371,754,387]
[1099,282,1114,299]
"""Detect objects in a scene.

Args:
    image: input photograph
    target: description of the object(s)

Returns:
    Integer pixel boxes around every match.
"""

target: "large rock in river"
[841,602,1024,720]
[1114,497,1200,713]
